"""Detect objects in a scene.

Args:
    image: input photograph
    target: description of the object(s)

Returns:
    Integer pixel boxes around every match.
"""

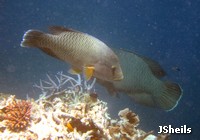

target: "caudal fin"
[20,30,45,48]
[156,81,183,111]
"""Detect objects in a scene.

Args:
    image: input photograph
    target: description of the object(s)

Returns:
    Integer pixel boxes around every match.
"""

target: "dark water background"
[0,0,199,139]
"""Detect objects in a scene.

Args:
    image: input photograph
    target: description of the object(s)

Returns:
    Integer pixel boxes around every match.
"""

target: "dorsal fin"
[119,48,166,78]
[48,26,80,35]
[139,55,166,78]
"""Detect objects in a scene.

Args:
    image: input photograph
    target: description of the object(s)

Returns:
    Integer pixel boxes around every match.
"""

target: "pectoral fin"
[84,66,95,81]
[68,67,82,75]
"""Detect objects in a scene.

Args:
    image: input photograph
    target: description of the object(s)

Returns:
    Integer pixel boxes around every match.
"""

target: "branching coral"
[0,72,170,139]
[33,71,96,101]
[1,97,32,132]
[109,108,157,139]
[118,108,140,126]
[0,93,169,140]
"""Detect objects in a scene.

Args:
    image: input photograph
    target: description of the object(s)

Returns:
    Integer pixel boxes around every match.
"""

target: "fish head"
[109,53,124,81]
[111,64,124,81]
[94,56,124,82]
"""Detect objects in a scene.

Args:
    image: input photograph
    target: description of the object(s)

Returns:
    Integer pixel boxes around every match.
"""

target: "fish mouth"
[113,75,124,81]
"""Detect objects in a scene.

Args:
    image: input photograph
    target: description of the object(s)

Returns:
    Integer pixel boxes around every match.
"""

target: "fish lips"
[113,74,124,81]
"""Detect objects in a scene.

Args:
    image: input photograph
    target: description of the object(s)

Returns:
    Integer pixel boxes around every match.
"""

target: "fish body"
[98,49,182,111]
[21,26,123,81]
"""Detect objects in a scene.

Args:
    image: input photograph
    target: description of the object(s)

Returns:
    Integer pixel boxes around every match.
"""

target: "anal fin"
[128,91,157,108]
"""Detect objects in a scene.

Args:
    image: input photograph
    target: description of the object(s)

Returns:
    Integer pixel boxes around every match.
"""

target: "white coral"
[0,73,165,140]
[33,72,96,101]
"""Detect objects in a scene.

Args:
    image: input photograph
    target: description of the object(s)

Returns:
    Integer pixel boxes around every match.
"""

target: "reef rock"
[0,91,169,140]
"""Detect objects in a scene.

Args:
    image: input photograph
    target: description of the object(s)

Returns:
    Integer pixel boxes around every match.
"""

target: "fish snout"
[112,65,124,81]
[113,72,124,81]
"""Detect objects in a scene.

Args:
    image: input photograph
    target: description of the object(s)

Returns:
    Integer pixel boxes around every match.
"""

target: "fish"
[97,48,183,111]
[21,26,123,81]
[172,66,181,72]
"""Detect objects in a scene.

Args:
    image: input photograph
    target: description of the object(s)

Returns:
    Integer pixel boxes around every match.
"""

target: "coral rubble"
[0,91,169,140]
[0,73,169,139]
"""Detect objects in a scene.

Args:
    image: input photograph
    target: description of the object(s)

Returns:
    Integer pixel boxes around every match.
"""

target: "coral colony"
[1,98,31,132]
[0,72,169,139]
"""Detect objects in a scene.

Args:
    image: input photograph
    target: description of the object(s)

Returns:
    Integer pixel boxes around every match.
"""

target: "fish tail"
[156,81,183,111]
[21,30,45,48]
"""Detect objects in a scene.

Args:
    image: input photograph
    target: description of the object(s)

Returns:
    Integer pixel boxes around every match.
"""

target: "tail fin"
[20,30,45,48]
[156,81,183,111]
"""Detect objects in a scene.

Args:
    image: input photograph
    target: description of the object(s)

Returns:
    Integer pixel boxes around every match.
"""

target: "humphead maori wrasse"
[97,49,183,111]
[21,26,123,81]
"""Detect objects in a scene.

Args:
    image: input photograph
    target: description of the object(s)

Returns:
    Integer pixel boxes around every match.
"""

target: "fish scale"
[97,48,183,111]
[21,26,124,82]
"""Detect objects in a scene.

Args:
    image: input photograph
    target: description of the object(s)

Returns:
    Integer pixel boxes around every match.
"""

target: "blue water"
[0,0,199,139]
